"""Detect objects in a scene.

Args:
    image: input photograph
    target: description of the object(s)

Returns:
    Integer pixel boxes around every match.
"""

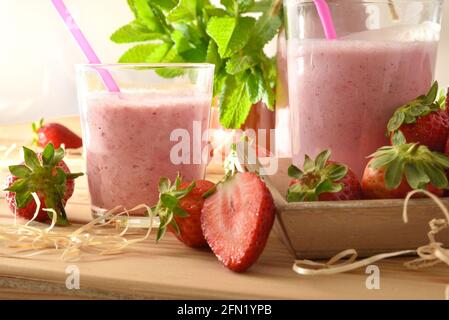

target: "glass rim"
[76,63,215,70]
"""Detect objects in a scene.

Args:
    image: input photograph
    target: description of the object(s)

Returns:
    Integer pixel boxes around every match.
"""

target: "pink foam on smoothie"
[82,91,211,210]
[289,39,438,178]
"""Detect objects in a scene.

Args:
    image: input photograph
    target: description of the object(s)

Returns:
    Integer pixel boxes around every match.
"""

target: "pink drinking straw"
[51,0,120,92]
[313,0,337,40]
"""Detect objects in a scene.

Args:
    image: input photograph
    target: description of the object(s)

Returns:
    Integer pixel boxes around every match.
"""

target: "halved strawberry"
[4,144,83,225]
[153,175,215,248]
[287,150,362,202]
[201,172,276,273]
[33,119,83,149]
[362,132,449,199]
[387,81,449,152]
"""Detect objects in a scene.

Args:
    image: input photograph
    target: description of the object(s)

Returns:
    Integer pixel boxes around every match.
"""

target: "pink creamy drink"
[82,92,211,212]
[289,40,438,177]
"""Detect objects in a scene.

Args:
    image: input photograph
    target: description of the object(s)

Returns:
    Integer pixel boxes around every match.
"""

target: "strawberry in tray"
[154,175,216,248]
[387,81,449,152]
[201,172,276,272]
[362,132,449,199]
[287,150,362,202]
[33,118,83,149]
[4,143,83,225]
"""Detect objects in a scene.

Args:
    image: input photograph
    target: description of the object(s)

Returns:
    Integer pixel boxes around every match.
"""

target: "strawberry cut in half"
[153,175,215,248]
[362,131,449,199]
[33,119,83,149]
[387,81,449,152]
[201,172,276,273]
[287,150,362,202]
[4,144,83,225]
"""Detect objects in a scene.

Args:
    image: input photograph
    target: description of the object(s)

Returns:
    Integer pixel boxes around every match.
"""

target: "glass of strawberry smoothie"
[284,0,444,178]
[76,64,214,219]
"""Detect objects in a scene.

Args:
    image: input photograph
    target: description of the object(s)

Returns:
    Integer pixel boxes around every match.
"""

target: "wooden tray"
[266,158,449,260]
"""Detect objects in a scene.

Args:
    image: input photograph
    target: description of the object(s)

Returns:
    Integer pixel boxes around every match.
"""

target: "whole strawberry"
[4,144,83,225]
[201,172,276,272]
[287,150,362,202]
[362,132,449,199]
[33,119,83,149]
[387,81,449,152]
[154,175,215,248]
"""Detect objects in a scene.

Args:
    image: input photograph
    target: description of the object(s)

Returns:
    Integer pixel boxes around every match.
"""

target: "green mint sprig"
[111,0,282,129]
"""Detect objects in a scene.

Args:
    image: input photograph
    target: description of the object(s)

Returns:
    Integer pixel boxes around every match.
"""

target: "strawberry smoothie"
[81,92,211,214]
[289,39,438,178]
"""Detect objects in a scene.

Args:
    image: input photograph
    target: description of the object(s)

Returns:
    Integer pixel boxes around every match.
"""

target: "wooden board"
[0,117,449,300]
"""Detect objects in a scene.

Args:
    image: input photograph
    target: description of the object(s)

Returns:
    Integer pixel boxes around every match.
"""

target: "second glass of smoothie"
[76,64,214,218]
[284,0,444,178]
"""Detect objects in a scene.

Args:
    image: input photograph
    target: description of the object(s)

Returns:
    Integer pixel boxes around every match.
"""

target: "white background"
[0,0,448,124]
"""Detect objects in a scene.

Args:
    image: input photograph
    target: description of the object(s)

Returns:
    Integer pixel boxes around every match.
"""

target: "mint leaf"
[203,6,228,18]
[118,44,161,63]
[149,0,178,11]
[246,69,264,104]
[206,17,236,56]
[206,16,255,58]
[221,0,236,12]
[206,40,222,69]
[154,46,185,78]
[127,0,138,17]
[171,29,194,53]
[181,45,208,62]
[134,0,163,32]
[260,57,276,110]
[237,0,255,12]
[111,21,165,43]
[167,0,197,23]
[145,43,172,62]
[243,0,272,12]
[219,75,252,129]
[225,55,256,75]
[213,70,227,97]
[223,16,255,57]
[248,12,282,50]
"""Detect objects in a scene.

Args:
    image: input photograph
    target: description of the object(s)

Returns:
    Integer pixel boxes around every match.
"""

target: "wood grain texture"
[0,117,449,300]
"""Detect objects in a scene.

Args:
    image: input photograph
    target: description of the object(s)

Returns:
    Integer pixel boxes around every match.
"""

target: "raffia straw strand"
[0,193,155,261]
[293,189,449,276]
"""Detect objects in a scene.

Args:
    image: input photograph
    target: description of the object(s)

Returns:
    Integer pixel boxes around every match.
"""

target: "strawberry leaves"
[387,81,445,133]
[4,144,83,225]
[154,174,196,241]
[287,150,349,202]
[368,131,449,190]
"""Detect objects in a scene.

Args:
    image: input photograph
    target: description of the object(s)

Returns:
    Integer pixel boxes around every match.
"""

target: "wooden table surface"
[0,117,448,300]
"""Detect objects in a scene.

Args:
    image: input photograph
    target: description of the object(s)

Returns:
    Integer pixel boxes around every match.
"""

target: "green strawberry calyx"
[153,174,197,242]
[4,143,83,226]
[369,131,449,190]
[31,118,44,147]
[287,150,348,202]
[387,81,446,133]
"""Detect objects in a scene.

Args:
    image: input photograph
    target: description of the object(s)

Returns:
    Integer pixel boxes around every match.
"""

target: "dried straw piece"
[293,190,449,276]
[0,193,154,261]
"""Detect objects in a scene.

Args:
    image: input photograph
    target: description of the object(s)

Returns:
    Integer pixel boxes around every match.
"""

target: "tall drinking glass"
[77,64,214,218]
[284,0,444,177]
